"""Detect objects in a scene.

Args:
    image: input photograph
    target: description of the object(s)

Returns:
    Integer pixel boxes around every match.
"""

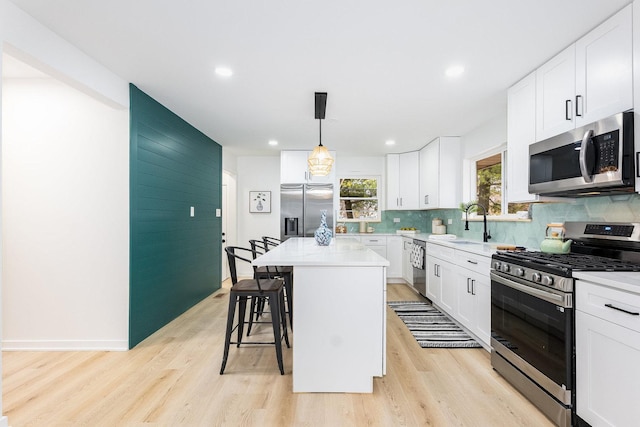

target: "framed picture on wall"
[249,191,271,213]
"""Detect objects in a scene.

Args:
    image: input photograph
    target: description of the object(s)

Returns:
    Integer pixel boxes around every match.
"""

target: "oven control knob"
[500,263,510,273]
[493,261,501,270]
[515,268,525,277]
[532,272,542,282]
[541,276,554,286]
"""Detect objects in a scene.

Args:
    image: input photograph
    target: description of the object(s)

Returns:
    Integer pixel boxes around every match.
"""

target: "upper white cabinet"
[280,150,336,184]
[419,137,461,209]
[386,152,419,210]
[507,72,541,203]
[536,5,632,141]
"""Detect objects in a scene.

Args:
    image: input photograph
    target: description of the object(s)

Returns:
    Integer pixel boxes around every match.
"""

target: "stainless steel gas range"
[490,222,640,427]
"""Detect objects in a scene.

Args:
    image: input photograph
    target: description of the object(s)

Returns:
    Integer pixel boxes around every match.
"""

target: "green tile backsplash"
[345,194,640,250]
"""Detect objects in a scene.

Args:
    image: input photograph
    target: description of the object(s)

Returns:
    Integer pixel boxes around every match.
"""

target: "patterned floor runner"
[388,301,482,348]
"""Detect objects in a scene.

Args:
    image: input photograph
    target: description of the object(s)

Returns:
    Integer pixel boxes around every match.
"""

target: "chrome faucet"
[464,203,492,243]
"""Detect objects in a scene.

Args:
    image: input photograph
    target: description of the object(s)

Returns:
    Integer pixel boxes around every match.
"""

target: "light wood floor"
[2,281,553,426]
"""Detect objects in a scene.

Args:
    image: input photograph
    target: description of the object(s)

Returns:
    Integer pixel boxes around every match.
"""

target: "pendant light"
[307,92,334,176]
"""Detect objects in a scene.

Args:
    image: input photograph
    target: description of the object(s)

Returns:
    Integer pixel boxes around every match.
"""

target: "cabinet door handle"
[575,95,583,117]
[605,303,639,316]
[467,259,478,265]
[467,278,471,293]
[471,279,476,295]
[565,99,572,121]
[424,195,429,205]
[400,197,403,207]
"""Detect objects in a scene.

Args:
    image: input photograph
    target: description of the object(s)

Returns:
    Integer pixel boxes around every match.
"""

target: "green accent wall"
[129,84,222,348]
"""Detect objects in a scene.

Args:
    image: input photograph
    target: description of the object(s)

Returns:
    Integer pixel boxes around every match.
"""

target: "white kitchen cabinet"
[426,242,492,349]
[386,235,403,281]
[419,137,461,209]
[535,45,576,140]
[426,243,456,308]
[507,72,541,203]
[360,235,386,258]
[634,5,640,194]
[386,152,419,210]
[281,150,336,183]
[402,237,414,285]
[454,250,491,347]
[536,5,632,141]
[576,279,640,426]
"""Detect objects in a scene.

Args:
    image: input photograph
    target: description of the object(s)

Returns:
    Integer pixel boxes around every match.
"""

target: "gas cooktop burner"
[496,250,640,272]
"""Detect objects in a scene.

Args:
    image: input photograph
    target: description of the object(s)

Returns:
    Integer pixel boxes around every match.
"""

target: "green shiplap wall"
[129,84,222,348]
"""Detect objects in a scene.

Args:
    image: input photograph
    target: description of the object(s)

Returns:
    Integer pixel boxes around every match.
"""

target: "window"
[338,177,381,222]
[467,148,529,217]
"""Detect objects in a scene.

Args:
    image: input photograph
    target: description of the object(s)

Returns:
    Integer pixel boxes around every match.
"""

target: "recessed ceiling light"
[215,66,233,77]
[445,65,465,78]
[268,140,278,146]
[385,140,396,146]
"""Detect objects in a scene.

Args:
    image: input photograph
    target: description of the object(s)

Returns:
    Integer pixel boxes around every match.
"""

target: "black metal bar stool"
[261,236,294,327]
[220,246,289,375]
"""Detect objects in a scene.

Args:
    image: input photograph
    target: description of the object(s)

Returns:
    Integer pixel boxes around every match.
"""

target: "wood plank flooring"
[2,281,553,426]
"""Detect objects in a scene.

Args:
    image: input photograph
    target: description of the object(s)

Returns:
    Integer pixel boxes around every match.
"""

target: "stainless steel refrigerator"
[281,183,334,241]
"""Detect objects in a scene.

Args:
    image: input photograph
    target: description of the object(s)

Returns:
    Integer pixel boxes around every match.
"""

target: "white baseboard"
[2,340,128,351]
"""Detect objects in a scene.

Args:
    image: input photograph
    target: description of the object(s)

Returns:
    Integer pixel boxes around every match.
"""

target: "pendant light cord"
[318,118,323,147]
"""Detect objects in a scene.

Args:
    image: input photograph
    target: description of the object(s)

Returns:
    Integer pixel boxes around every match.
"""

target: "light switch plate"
[448,219,452,225]
[216,209,221,217]
[190,206,195,217]
[393,218,400,223]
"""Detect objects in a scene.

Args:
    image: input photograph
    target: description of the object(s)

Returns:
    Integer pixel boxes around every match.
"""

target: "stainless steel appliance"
[529,111,635,197]
[411,239,426,296]
[280,183,334,241]
[491,221,640,427]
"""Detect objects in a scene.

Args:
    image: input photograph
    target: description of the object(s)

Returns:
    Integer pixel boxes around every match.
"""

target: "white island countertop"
[252,237,388,393]
[252,237,389,267]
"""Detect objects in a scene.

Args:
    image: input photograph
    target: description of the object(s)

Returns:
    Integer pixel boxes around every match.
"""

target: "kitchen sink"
[448,240,482,245]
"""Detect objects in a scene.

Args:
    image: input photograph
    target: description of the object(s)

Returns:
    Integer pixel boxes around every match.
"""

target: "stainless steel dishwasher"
[411,239,426,296]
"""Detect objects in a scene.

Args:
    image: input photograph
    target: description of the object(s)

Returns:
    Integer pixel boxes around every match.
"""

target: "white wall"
[460,111,507,159]
[2,76,129,350]
[0,0,130,387]
[336,155,385,177]
[236,156,281,276]
[460,112,507,201]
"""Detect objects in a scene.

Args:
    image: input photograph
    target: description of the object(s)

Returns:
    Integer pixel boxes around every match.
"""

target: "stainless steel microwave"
[528,111,635,197]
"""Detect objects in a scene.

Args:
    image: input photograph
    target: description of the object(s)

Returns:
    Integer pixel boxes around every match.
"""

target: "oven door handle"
[491,271,571,308]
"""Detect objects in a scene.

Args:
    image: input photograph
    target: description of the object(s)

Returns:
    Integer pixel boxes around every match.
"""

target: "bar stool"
[247,239,276,335]
[220,246,289,375]
[261,236,294,327]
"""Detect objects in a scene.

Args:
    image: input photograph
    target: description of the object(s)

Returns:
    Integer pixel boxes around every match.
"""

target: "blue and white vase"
[314,210,333,246]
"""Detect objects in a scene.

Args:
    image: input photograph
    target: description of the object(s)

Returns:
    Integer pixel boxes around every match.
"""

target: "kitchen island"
[252,237,389,393]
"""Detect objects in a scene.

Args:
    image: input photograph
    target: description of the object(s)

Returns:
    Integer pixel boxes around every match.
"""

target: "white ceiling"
[5,0,633,156]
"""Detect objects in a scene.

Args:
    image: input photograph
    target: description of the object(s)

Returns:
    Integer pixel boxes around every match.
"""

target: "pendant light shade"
[308,92,334,176]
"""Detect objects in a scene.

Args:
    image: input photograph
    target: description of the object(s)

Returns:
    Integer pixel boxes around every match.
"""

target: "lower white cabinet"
[426,243,456,307]
[455,267,490,346]
[401,237,414,285]
[386,236,403,280]
[576,279,640,426]
[345,235,403,281]
[425,242,491,349]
